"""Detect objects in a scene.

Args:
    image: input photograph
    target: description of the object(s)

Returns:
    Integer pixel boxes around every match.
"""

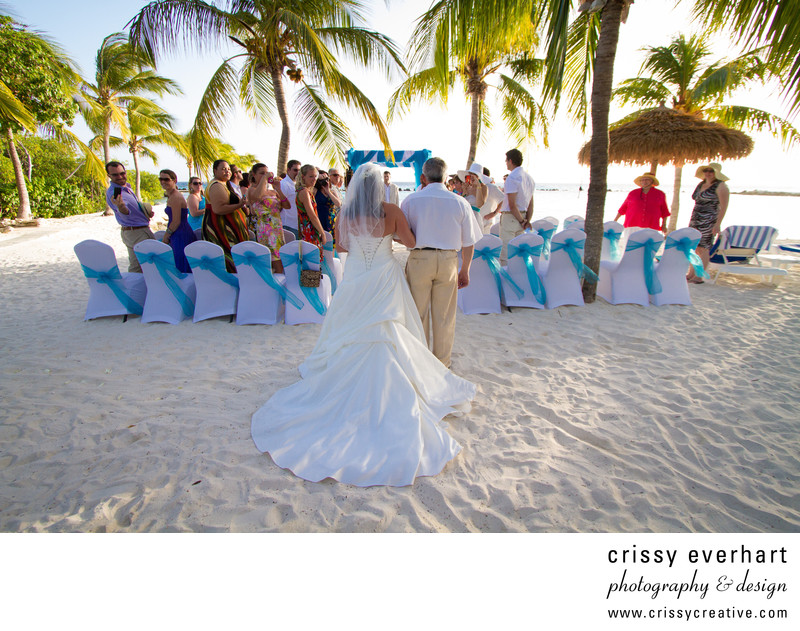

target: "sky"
[7,0,799,190]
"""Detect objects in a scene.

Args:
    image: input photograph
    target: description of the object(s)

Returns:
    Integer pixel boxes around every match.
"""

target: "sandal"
[688,278,704,284]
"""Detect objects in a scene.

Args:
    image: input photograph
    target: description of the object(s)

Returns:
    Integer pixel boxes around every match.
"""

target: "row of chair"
[75,238,341,325]
[458,227,706,313]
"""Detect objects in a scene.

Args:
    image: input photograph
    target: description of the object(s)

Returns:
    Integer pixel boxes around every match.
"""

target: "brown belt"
[121,225,150,231]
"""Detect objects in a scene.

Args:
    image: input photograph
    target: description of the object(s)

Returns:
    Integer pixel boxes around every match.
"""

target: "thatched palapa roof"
[577,107,754,166]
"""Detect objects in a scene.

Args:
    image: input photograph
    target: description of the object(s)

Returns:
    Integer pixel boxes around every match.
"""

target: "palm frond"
[705,104,800,147]
[613,78,672,109]
[192,57,242,141]
[497,73,549,147]
[562,9,600,128]
[239,57,277,122]
[387,67,454,121]
[0,79,35,130]
[293,82,352,167]
[315,27,406,78]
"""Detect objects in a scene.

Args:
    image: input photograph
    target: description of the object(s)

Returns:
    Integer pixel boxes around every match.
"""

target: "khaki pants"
[405,249,458,368]
[499,213,524,264]
[121,226,155,273]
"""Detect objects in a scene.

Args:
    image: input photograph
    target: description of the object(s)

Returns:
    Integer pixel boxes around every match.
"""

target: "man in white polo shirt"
[280,159,301,238]
[499,148,535,264]
[401,157,481,368]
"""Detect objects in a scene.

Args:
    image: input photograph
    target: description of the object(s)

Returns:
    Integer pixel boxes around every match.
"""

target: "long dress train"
[251,235,475,487]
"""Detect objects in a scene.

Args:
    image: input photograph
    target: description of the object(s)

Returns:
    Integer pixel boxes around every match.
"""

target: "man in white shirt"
[280,159,301,238]
[384,170,400,205]
[401,157,481,368]
[499,148,535,263]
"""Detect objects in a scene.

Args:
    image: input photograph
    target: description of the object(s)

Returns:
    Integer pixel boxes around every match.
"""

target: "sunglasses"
[191,181,202,186]
[109,172,126,177]
[703,169,715,173]
[158,177,173,182]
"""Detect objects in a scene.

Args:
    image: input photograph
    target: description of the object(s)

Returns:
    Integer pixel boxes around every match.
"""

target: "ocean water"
[393,182,800,240]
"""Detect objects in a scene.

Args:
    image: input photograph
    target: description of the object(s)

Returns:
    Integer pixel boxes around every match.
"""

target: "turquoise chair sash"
[603,229,623,261]
[186,254,239,288]
[507,242,547,304]
[80,263,143,315]
[550,238,599,282]
[136,250,194,317]
[664,235,709,279]
[232,251,304,309]
[279,247,328,316]
[474,245,524,300]
[321,241,338,293]
[534,227,556,258]
[624,238,663,295]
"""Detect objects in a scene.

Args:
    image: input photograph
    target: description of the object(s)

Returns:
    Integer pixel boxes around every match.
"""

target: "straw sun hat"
[633,172,659,187]
[694,162,730,181]
[457,162,491,185]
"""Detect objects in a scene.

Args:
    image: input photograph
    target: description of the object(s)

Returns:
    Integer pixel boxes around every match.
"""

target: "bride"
[251,163,476,487]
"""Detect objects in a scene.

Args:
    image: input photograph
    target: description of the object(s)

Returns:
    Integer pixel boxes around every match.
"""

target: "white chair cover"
[74,239,147,320]
[530,218,558,261]
[651,227,702,306]
[193,228,204,241]
[153,230,166,241]
[568,219,585,232]
[322,230,344,294]
[231,241,288,325]
[563,215,583,229]
[278,240,332,325]
[184,240,239,322]
[457,234,507,314]
[541,216,559,229]
[489,223,500,236]
[598,228,664,306]
[282,228,296,243]
[602,220,624,262]
[134,239,196,324]
[542,229,587,308]
[504,233,546,309]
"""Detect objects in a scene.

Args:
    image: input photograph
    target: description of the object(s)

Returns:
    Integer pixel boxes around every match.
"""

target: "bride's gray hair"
[335,163,385,249]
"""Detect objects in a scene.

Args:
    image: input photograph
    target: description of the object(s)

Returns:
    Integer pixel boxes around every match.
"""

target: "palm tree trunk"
[583,0,625,303]
[467,91,480,168]
[132,150,142,198]
[103,116,114,216]
[272,68,291,174]
[649,160,658,175]
[16,140,32,180]
[668,162,683,232]
[6,128,31,222]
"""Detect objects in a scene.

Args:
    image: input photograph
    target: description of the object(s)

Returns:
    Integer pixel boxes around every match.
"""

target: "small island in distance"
[735,190,800,197]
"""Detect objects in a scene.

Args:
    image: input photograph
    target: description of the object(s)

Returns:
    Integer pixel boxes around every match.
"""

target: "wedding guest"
[614,171,670,234]
[280,159,301,238]
[159,169,197,273]
[314,170,341,243]
[248,162,288,273]
[295,164,327,254]
[688,162,730,284]
[203,159,249,272]
[384,170,400,205]
[105,160,154,273]
[187,176,205,232]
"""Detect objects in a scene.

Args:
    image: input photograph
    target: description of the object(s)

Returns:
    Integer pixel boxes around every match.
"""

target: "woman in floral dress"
[247,163,290,273]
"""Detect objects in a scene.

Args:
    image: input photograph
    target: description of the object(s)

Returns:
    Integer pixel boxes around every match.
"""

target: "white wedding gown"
[251,235,476,487]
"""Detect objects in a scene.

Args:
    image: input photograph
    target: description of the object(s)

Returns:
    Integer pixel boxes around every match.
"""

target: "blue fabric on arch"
[346,149,433,188]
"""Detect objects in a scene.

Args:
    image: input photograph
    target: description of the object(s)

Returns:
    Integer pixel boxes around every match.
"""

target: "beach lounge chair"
[503,233,546,309]
[458,234,517,314]
[563,214,583,229]
[650,227,702,306]
[231,242,289,325]
[279,240,332,325]
[184,241,239,323]
[530,218,558,260]
[134,240,196,324]
[708,225,788,284]
[322,231,343,294]
[598,228,664,306]
[74,239,146,321]
[542,229,590,308]
[602,221,624,262]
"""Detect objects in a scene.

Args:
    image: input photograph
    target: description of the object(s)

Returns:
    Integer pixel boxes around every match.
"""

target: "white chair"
[598,228,664,306]
[563,215,583,229]
[602,220,624,262]
[504,233,546,309]
[321,231,344,294]
[232,242,291,325]
[74,239,146,321]
[134,240,196,324]
[530,218,558,260]
[458,235,515,314]
[542,229,590,308]
[489,223,500,236]
[153,230,166,241]
[568,219,585,232]
[193,228,204,241]
[651,227,703,306]
[282,228,296,243]
[184,241,239,323]
[279,240,332,325]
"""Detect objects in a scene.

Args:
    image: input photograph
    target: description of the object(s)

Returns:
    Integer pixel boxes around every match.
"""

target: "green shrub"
[0,178,94,219]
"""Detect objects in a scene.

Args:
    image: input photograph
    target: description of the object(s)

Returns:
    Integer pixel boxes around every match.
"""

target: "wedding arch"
[346,149,432,187]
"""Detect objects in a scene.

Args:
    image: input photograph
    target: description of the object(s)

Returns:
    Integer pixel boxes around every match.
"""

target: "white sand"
[1,213,798,532]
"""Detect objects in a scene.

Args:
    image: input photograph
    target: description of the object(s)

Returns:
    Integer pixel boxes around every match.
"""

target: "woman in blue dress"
[160,169,197,273]
[186,176,206,232]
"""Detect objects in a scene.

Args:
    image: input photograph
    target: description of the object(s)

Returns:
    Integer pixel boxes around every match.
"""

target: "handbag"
[298,244,322,288]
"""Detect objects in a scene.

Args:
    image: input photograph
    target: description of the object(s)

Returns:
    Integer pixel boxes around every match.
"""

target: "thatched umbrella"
[577,106,754,230]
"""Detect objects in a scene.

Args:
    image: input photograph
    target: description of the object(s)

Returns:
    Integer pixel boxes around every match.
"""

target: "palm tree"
[613,33,800,231]
[128,0,405,174]
[79,32,182,167]
[388,0,548,168]
[123,103,188,196]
